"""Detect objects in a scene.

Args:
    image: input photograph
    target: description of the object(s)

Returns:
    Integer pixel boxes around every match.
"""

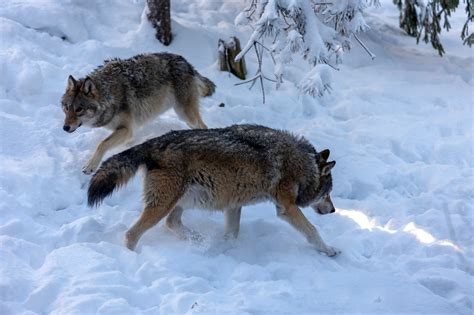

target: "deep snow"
[0,0,473,314]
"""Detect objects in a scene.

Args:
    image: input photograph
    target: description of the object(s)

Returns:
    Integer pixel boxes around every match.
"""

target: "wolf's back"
[88,146,148,207]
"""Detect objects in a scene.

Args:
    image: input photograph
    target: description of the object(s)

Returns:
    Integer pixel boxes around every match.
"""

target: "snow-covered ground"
[0,0,472,314]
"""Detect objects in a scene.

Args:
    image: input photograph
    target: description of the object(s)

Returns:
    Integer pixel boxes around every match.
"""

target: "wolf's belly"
[132,88,175,125]
[176,184,213,210]
[176,184,269,210]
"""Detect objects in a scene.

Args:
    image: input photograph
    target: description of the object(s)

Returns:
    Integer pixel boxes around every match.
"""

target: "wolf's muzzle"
[63,122,82,133]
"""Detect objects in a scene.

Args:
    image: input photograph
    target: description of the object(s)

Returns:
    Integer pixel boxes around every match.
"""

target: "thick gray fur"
[61,52,214,174]
[88,124,339,256]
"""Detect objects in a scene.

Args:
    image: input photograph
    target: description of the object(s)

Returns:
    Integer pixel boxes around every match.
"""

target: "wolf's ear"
[319,149,330,162]
[67,75,77,90]
[321,161,336,176]
[83,76,98,97]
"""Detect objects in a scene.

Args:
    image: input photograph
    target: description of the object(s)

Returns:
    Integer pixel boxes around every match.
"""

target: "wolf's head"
[311,149,336,215]
[61,75,101,133]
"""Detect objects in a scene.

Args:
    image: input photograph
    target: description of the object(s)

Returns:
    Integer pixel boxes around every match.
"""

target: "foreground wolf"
[88,125,339,256]
[61,53,215,174]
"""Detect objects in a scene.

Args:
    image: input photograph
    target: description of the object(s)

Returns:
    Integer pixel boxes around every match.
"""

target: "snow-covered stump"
[218,37,247,80]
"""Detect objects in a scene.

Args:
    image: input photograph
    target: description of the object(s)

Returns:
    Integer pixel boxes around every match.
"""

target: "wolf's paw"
[186,230,204,243]
[320,246,341,257]
[82,158,100,174]
[124,232,138,251]
[169,225,203,243]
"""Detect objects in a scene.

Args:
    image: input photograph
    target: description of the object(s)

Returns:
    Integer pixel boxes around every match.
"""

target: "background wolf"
[61,52,215,174]
[88,124,339,257]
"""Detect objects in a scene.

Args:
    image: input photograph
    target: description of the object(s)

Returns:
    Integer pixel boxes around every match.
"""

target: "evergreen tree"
[235,0,379,99]
[394,0,473,56]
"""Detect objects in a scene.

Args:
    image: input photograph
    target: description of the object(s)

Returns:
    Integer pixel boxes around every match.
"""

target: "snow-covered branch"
[236,0,378,100]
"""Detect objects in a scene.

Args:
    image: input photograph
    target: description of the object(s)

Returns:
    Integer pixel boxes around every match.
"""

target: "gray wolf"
[87,124,339,256]
[61,52,215,174]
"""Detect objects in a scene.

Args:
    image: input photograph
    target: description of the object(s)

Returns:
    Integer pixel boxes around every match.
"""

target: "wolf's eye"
[75,107,84,114]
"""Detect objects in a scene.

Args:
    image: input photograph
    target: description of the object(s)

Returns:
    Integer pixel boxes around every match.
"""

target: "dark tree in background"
[394,0,473,56]
[147,0,172,46]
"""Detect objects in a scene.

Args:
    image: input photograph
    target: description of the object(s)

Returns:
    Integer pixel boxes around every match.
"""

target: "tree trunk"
[218,37,247,80]
[147,0,172,46]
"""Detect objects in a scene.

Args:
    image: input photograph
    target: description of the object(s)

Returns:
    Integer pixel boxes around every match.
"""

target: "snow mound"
[0,0,472,314]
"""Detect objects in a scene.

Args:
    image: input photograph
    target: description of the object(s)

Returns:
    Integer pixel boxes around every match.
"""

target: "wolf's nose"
[331,208,335,213]
[63,125,71,132]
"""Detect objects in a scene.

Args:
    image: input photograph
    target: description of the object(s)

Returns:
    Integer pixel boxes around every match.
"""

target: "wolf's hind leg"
[83,126,132,174]
[179,105,207,129]
[174,89,208,129]
[275,193,340,257]
[166,206,202,241]
[193,111,208,129]
[124,169,183,250]
[224,207,242,239]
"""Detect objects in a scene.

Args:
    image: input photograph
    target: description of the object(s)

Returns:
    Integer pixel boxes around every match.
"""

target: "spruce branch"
[235,0,378,101]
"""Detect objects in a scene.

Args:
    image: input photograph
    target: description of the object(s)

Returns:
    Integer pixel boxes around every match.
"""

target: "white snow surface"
[0,1,473,314]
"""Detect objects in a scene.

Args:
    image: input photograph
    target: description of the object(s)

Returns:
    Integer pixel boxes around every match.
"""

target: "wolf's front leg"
[224,207,242,239]
[83,126,132,174]
[276,204,340,257]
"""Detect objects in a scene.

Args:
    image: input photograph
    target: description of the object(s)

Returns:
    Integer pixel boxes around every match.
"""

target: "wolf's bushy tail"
[195,71,216,97]
[88,146,147,207]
